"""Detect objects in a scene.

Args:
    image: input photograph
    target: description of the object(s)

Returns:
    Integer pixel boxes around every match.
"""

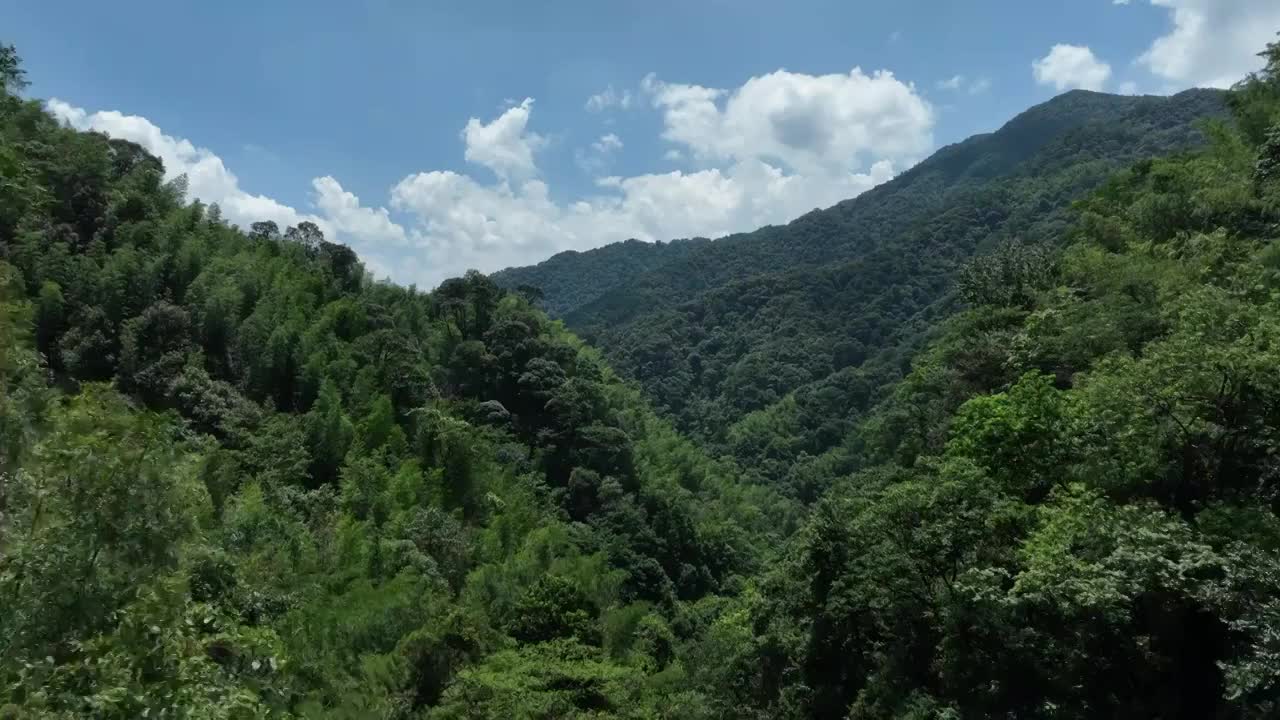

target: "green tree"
[505,575,601,646]
[0,386,202,659]
[33,281,65,362]
[946,371,1075,501]
[118,301,193,404]
[430,639,651,720]
[0,43,28,93]
[305,378,354,486]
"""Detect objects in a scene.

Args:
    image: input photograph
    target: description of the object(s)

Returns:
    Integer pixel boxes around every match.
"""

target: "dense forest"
[495,239,708,320]
[0,44,785,717]
[494,88,1229,494]
[4,32,1280,718]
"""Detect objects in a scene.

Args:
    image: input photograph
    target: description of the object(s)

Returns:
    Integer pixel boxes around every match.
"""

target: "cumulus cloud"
[1126,0,1280,89]
[385,67,926,280]
[47,64,932,288]
[1032,44,1113,91]
[462,98,545,180]
[642,67,933,176]
[312,176,407,247]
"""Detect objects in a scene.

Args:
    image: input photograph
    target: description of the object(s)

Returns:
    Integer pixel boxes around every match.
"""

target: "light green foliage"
[947,372,1074,500]
[1,386,205,660]
[1011,485,1219,619]
[429,639,651,720]
[9,578,292,718]
[304,378,353,486]
[1257,122,1280,187]
[956,240,1057,309]
[504,574,601,645]
[0,263,49,474]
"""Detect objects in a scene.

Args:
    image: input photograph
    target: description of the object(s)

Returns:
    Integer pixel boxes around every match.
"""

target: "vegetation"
[0,43,783,718]
[495,88,1229,495]
[4,33,1280,718]
[689,37,1280,718]
[494,239,706,319]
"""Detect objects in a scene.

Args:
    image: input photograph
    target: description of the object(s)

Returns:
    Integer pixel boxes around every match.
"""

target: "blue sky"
[8,1,1279,286]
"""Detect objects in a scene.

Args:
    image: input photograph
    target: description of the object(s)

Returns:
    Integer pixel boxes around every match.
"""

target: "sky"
[7,0,1280,287]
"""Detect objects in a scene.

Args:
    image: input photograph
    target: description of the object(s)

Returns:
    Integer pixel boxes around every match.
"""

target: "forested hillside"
[494,89,1229,491]
[0,45,786,717]
[495,239,706,319]
[5,32,1280,719]
[708,38,1280,717]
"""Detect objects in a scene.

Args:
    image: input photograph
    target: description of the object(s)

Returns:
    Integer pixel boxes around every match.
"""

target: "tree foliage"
[495,88,1228,495]
[700,43,1280,719]
[0,47,779,717]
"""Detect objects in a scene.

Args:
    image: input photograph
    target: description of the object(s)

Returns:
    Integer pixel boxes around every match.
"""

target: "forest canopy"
[495,86,1229,497]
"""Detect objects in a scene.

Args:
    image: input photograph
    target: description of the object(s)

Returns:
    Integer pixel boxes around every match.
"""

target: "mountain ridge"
[494,87,1229,471]
[495,88,1223,321]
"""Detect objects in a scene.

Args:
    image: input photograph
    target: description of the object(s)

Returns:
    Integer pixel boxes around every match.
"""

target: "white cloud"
[1126,0,1280,89]
[968,77,992,95]
[383,67,927,281]
[938,74,965,90]
[1118,81,1142,95]
[312,176,407,247]
[642,67,933,176]
[462,98,545,180]
[1032,44,1113,91]
[585,85,633,112]
[47,64,932,289]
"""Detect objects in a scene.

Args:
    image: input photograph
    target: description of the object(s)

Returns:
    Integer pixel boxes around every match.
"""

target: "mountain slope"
[495,89,1228,476]
[497,90,1224,322]
[725,49,1280,717]
[0,52,786,715]
[494,238,708,317]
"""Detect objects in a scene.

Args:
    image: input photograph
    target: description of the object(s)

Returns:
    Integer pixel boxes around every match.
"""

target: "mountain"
[494,89,1229,483]
[494,238,708,317]
[6,33,1280,719]
[497,90,1225,322]
[728,52,1280,717]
